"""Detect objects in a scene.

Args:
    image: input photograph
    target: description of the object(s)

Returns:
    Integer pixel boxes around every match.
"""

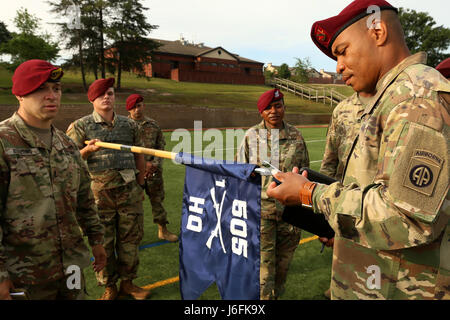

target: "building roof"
[320,69,342,78]
[151,38,263,64]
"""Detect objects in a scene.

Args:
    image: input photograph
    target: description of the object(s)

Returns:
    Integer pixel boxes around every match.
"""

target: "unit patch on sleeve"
[403,149,443,196]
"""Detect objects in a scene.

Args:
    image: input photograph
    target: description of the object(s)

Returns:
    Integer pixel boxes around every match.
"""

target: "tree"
[278,63,291,79]
[0,22,12,46]
[0,8,59,71]
[49,0,94,90]
[76,0,113,79]
[263,68,274,81]
[291,57,312,83]
[398,7,450,67]
[13,8,39,35]
[50,0,114,79]
[49,0,159,89]
[107,0,159,89]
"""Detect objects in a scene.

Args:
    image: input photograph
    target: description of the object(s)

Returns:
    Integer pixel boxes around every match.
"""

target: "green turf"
[82,127,330,300]
[0,66,351,114]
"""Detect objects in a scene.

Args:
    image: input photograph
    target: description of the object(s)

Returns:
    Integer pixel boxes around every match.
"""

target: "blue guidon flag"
[175,153,261,300]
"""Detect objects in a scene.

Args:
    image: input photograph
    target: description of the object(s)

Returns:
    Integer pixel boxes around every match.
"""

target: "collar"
[92,110,117,125]
[128,115,149,123]
[350,92,363,105]
[11,112,64,151]
[363,52,427,116]
[257,120,289,139]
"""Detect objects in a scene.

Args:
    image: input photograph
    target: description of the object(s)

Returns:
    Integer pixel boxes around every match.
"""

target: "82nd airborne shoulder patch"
[403,149,443,196]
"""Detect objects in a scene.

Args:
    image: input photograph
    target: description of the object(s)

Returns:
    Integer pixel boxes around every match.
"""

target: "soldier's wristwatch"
[299,181,317,207]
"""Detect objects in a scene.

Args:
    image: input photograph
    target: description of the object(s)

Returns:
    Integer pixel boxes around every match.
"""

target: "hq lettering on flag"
[176,153,261,300]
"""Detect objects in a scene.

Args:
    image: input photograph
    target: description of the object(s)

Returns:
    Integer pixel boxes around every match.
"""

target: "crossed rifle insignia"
[206,179,227,253]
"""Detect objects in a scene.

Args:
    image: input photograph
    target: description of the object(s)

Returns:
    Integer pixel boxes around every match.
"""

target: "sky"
[1,0,449,72]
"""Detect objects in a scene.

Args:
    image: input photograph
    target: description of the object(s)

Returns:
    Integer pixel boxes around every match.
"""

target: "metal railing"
[270,77,347,106]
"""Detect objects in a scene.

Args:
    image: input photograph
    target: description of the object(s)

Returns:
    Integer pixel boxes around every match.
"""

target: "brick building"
[306,69,343,84]
[146,38,265,85]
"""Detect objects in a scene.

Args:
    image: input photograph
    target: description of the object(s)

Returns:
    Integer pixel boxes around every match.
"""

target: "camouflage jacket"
[312,53,450,299]
[237,120,310,220]
[320,93,364,181]
[130,116,165,167]
[67,111,143,190]
[0,112,104,285]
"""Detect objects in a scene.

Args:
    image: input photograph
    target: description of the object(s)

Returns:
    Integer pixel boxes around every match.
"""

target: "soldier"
[436,58,450,80]
[67,78,149,300]
[319,91,373,299]
[0,59,106,300]
[236,88,310,300]
[320,92,370,181]
[126,94,178,242]
[267,0,450,300]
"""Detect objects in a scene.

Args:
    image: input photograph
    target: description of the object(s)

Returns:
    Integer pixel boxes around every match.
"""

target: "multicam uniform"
[320,93,365,181]
[130,116,169,225]
[237,120,310,299]
[312,53,450,299]
[0,112,104,299]
[67,111,144,287]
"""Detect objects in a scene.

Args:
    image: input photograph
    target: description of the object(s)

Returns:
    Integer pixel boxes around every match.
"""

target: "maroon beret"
[12,59,63,96]
[436,58,450,78]
[87,78,115,102]
[126,94,144,111]
[257,89,284,113]
[311,0,397,60]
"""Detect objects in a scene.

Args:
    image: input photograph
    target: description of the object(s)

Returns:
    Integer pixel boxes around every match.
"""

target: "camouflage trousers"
[144,169,168,225]
[92,181,144,286]
[260,218,301,300]
[15,271,86,300]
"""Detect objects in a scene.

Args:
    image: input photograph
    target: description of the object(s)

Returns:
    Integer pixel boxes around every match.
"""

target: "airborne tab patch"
[403,149,443,196]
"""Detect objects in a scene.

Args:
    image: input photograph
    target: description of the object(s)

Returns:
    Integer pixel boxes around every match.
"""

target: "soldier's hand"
[144,162,157,179]
[0,280,14,300]
[92,244,107,273]
[81,139,102,159]
[319,237,334,248]
[266,169,309,206]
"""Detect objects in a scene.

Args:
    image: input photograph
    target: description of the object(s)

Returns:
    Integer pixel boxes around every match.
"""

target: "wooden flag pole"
[84,140,177,160]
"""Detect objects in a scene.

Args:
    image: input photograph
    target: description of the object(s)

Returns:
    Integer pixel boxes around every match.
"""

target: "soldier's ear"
[368,18,388,47]
[15,95,24,103]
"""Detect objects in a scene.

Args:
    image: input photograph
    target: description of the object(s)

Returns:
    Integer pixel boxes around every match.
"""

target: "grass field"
[0,66,351,114]
[82,126,332,300]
